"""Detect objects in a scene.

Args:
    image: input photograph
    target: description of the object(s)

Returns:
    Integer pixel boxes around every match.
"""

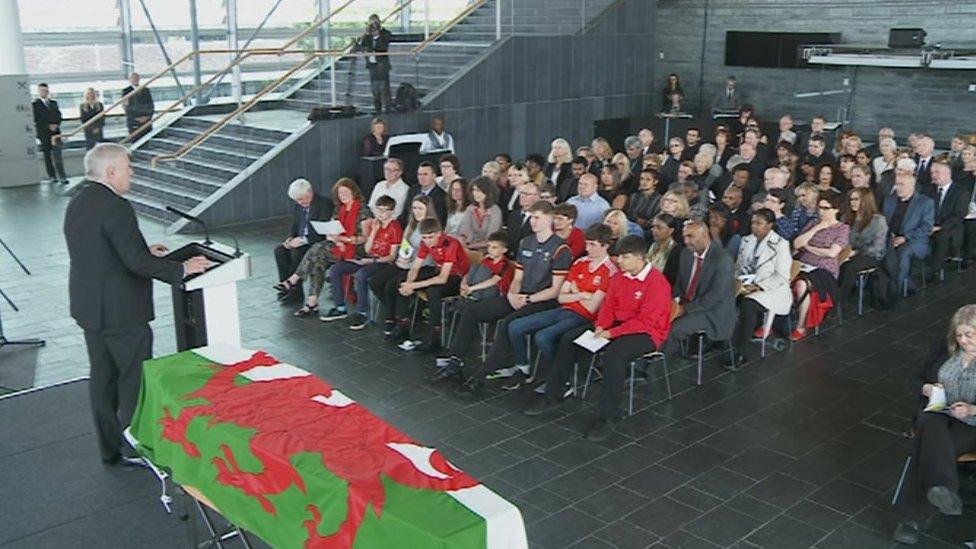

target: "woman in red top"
[279,178,368,316]
[525,235,672,442]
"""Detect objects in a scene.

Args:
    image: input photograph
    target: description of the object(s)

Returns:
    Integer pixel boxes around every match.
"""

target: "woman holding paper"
[275,179,367,316]
[893,304,976,545]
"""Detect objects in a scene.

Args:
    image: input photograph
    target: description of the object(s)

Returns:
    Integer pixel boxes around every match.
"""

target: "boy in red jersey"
[524,235,672,442]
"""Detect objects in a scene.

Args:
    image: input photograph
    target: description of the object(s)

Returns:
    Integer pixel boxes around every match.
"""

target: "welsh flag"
[129,345,527,549]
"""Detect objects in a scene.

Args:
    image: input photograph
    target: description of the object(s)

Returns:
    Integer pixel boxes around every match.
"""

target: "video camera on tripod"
[0,237,45,350]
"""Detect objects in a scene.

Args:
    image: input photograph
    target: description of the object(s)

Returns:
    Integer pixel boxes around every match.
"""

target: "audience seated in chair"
[553,203,585,258]
[883,170,935,294]
[646,213,681,286]
[567,173,611,230]
[457,176,503,251]
[523,235,672,442]
[274,178,334,303]
[838,188,888,301]
[925,158,969,277]
[892,304,976,545]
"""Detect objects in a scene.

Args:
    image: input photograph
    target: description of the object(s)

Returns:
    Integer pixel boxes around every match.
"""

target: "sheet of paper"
[925,385,947,412]
[573,330,610,353]
[310,220,344,236]
[737,274,756,285]
[799,263,817,273]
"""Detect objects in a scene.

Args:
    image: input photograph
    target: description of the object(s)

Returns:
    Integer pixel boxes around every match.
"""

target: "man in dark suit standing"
[665,221,736,356]
[398,161,447,227]
[925,159,969,275]
[64,143,210,466]
[32,83,67,184]
[274,178,335,302]
[122,72,155,140]
[360,14,392,114]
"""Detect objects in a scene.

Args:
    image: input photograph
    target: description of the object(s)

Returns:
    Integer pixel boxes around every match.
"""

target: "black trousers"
[896,412,976,519]
[964,219,976,261]
[449,295,555,364]
[930,228,962,270]
[731,297,766,361]
[664,311,712,355]
[545,325,657,419]
[838,254,881,298]
[39,137,65,180]
[393,268,461,329]
[368,264,407,322]
[274,243,311,282]
[83,324,153,461]
[368,67,392,113]
[480,299,558,371]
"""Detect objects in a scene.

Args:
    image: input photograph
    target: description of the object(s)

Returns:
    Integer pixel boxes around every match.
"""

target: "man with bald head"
[567,172,611,229]
[665,221,736,356]
[65,143,210,466]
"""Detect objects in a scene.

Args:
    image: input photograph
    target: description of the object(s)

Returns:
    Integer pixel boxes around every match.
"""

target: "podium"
[164,241,251,351]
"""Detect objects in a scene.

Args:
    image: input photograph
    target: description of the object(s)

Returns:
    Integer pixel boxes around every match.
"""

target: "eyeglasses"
[817,204,835,210]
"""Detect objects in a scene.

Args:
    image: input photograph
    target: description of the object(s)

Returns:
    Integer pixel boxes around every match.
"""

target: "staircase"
[125,0,621,229]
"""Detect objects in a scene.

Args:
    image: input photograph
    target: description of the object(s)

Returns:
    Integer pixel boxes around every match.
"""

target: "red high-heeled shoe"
[789,329,807,342]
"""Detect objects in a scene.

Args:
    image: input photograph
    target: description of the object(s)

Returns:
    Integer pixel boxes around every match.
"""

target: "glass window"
[17,0,119,31]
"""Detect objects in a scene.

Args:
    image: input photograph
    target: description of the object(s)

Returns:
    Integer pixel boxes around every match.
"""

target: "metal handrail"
[151,0,486,167]
[55,0,360,144]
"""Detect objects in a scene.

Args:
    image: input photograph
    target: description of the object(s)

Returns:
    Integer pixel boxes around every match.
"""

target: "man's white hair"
[84,143,129,181]
[895,158,917,173]
[287,178,314,200]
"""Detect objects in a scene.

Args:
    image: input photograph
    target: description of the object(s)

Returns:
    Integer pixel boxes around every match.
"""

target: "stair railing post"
[225,0,242,105]
[330,55,337,106]
[424,0,430,40]
[495,0,501,40]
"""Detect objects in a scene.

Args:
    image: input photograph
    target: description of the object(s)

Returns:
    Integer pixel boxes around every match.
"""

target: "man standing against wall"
[32,83,67,184]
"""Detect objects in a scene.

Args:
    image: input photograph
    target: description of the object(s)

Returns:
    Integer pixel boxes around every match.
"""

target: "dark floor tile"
[785,498,851,533]
[682,505,762,546]
[698,423,772,457]
[598,442,668,477]
[745,514,827,549]
[725,493,780,522]
[807,478,880,516]
[620,464,691,498]
[543,465,620,501]
[745,472,817,508]
[575,484,650,523]
[528,507,606,549]
[813,521,892,549]
[515,486,571,515]
[656,529,722,548]
[722,446,793,481]
[659,444,732,479]
[493,456,566,492]
[568,535,618,549]
[689,466,757,501]
[624,497,703,537]
[667,485,724,513]
[541,438,612,470]
[593,519,660,549]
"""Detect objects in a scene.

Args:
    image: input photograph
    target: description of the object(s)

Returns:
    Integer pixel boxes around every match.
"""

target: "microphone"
[166,206,212,246]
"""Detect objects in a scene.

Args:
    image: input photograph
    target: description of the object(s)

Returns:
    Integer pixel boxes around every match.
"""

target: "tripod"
[0,238,46,350]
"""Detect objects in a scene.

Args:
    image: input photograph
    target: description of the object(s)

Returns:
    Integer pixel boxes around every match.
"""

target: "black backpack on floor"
[394,83,421,112]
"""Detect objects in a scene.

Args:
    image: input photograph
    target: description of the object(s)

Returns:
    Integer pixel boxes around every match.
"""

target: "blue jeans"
[507,307,590,367]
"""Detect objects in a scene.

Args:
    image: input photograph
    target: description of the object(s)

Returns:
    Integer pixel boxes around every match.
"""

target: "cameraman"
[359,14,392,114]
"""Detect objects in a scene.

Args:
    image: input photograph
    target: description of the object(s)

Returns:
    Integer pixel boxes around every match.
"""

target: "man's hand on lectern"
[183,256,212,275]
[149,243,169,257]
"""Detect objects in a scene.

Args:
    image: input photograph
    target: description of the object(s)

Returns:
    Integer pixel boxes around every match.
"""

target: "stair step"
[130,179,208,211]
[160,127,278,154]
[131,160,228,189]
[128,191,184,224]
[178,117,291,142]
[132,149,242,181]
[146,138,256,168]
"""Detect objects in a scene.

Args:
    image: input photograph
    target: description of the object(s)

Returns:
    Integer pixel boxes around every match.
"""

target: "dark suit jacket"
[673,243,736,340]
[546,162,576,202]
[505,207,532,259]
[363,28,393,74]
[914,156,934,188]
[883,192,935,255]
[660,157,681,184]
[32,98,62,140]
[926,182,970,237]
[64,181,184,332]
[398,184,447,228]
[290,192,335,244]
[122,85,155,121]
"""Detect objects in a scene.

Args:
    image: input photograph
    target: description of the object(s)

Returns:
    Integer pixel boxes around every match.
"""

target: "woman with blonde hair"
[590,137,614,172]
[79,88,105,150]
[276,178,368,316]
[893,304,976,544]
[602,209,630,243]
[546,138,574,198]
[660,189,690,221]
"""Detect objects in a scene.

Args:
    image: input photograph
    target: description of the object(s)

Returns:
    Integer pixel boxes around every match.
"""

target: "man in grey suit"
[666,221,736,355]
[711,76,742,113]
[64,143,210,466]
[882,171,935,293]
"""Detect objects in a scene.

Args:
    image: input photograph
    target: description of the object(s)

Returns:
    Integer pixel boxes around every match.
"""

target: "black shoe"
[426,364,463,384]
[416,334,442,353]
[102,454,147,468]
[382,320,395,336]
[927,485,962,515]
[319,307,348,321]
[455,377,484,397]
[523,397,559,417]
[892,520,919,545]
[581,416,616,442]
[723,354,747,372]
[386,325,408,342]
[348,313,368,330]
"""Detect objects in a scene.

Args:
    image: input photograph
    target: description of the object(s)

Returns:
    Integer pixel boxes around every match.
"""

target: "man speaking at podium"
[64,143,210,466]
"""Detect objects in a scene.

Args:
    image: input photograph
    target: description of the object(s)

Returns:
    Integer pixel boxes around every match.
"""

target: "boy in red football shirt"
[459,231,514,300]
[553,203,586,258]
[322,195,402,326]
[524,235,672,442]
[390,218,470,351]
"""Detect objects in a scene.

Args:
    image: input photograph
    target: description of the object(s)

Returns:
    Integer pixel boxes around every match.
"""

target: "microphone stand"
[0,237,46,350]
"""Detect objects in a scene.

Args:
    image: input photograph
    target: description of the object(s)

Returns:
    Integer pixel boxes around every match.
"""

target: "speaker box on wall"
[888,28,927,48]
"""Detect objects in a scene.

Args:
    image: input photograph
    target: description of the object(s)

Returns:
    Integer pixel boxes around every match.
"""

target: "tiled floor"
[1,183,975,548]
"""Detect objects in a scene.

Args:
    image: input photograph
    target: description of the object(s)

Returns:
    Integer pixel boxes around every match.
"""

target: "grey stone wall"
[654,0,976,144]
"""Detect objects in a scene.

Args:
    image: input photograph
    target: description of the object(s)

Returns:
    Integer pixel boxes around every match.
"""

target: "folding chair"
[581,350,671,416]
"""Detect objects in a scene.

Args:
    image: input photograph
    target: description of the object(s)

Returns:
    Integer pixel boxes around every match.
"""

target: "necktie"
[917,159,926,176]
[938,187,946,211]
[685,255,704,302]
[301,207,309,236]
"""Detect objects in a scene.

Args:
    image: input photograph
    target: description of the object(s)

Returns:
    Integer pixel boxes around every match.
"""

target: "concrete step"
[145,137,257,168]
[177,117,291,143]
[128,190,185,224]
[159,127,277,155]
[131,160,228,190]
[132,149,242,182]
[129,177,208,211]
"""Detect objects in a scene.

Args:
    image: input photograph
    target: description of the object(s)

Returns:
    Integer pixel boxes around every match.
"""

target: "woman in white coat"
[726,208,794,370]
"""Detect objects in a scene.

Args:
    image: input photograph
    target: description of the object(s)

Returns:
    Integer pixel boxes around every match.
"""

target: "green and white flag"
[130,345,527,549]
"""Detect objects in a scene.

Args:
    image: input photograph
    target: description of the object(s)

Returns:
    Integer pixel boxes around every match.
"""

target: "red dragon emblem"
[158,351,479,548]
